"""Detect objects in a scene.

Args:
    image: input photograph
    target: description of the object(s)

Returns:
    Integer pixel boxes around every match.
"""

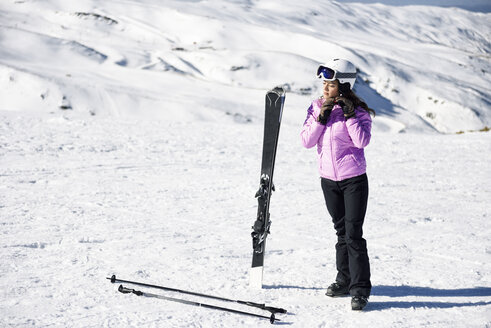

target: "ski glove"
[336,97,355,119]
[318,97,335,125]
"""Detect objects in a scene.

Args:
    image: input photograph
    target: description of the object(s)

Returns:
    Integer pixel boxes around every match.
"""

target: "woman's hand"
[318,97,335,124]
[336,96,355,118]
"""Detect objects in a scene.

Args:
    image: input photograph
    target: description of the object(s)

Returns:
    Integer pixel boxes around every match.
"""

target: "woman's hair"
[339,82,376,117]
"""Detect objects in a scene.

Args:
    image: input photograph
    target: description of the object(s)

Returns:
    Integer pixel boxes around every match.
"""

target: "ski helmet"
[317,58,357,89]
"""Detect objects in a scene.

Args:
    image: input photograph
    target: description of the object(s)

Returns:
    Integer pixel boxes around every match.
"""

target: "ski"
[117,285,280,324]
[250,86,286,289]
[107,275,287,315]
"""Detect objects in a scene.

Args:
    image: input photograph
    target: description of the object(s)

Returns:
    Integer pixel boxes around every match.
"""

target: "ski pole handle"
[263,305,287,314]
[118,285,143,296]
[241,301,287,314]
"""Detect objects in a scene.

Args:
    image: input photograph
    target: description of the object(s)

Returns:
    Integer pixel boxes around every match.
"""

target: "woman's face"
[323,80,339,99]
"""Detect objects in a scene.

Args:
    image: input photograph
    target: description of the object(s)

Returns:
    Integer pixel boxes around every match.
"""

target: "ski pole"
[117,285,279,324]
[107,275,287,315]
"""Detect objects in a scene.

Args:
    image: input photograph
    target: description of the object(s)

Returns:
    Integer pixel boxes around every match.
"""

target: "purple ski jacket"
[301,98,372,181]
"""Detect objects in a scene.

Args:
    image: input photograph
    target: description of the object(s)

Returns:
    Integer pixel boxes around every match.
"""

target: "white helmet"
[317,58,357,89]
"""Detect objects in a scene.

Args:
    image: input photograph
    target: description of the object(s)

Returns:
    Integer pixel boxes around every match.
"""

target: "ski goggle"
[317,66,336,80]
[317,65,357,81]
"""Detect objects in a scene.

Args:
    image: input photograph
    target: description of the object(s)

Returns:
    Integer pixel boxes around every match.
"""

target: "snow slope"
[0,0,490,327]
[1,113,490,327]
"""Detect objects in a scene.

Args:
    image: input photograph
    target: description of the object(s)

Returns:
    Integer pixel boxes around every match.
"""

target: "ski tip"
[268,86,286,97]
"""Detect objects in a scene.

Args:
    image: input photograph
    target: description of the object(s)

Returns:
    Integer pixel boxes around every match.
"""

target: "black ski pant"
[321,173,371,297]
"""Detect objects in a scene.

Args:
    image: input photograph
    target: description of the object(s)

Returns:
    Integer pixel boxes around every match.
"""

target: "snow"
[0,0,490,327]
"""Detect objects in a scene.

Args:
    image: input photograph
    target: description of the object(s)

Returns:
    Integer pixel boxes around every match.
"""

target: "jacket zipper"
[329,123,338,180]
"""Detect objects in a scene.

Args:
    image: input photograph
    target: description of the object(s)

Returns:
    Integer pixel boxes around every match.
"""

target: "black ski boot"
[351,296,368,310]
[325,282,349,297]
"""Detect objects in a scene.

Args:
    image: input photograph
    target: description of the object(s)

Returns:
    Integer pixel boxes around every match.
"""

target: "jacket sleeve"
[301,103,326,149]
[345,107,372,149]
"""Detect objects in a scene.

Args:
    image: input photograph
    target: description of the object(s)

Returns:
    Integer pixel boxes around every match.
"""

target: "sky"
[335,0,491,12]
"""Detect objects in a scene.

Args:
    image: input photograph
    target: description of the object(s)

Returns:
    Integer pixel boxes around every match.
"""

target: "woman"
[301,58,375,311]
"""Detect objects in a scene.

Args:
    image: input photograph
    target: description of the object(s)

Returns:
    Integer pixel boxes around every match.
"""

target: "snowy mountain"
[1,1,490,327]
[0,0,490,133]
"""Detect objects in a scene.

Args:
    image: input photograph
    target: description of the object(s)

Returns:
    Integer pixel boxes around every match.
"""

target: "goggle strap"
[335,72,357,79]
